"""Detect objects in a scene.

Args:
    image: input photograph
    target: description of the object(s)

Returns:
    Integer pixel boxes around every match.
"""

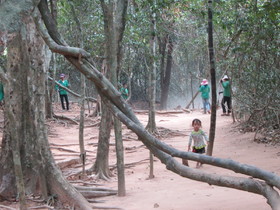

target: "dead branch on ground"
[53,114,79,125]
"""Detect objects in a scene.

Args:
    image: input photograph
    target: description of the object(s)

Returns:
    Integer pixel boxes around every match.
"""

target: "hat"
[60,73,65,78]
[223,75,229,80]
[201,79,208,85]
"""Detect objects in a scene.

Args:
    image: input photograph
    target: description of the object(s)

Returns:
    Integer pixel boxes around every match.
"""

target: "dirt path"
[1,107,279,209]
[86,110,279,210]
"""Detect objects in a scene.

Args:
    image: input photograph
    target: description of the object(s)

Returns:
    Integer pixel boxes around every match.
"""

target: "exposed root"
[29,205,54,209]
[74,186,117,193]
[80,190,117,199]
[0,204,16,210]
[110,158,150,170]
[57,158,81,169]
[53,114,79,125]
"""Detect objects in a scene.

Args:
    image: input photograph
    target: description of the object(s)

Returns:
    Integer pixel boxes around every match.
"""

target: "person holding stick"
[220,75,231,116]
[56,73,70,111]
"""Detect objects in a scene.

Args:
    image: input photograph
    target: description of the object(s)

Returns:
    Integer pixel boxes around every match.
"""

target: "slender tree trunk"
[45,0,58,118]
[160,35,173,110]
[91,101,112,179]
[79,74,86,174]
[70,0,87,175]
[146,8,157,179]
[91,2,128,193]
[206,0,217,156]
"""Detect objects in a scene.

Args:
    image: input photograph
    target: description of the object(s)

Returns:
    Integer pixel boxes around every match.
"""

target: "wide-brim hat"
[223,75,229,80]
[201,79,208,85]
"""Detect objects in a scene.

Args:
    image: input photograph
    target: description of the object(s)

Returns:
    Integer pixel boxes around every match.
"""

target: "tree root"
[80,190,117,199]
[57,158,81,169]
[69,180,103,187]
[29,205,54,209]
[0,204,16,210]
[110,158,150,170]
[53,114,79,125]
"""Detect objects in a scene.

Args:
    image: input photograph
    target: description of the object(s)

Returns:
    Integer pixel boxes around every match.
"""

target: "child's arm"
[202,130,209,143]
[188,134,192,151]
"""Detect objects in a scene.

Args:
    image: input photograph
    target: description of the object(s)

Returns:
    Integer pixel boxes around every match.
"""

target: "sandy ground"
[49,104,280,210]
[1,103,280,210]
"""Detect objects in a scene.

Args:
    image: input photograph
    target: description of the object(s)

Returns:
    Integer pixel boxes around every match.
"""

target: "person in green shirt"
[120,83,129,100]
[220,75,231,116]
[199,79,211,114]
[56,73,70,110]
[0,82,4,107]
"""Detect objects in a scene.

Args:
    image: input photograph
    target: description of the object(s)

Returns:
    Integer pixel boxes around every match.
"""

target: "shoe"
[221,113,227,116]
[226,113,230,116]
[207,110,211,114]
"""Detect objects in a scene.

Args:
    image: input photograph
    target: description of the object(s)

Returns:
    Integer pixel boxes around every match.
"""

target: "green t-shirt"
[0,83,4,101]
[222,81,231,97]
[199,85,210,99]
[120,87,128,99]
[56,80,69,95]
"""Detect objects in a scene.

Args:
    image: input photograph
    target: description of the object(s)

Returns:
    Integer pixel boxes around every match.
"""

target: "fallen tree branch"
[53,114,79,125]
[80,190,117,199]
[0,204,17,210]
[75,186,117,193]
[29,205,54,209]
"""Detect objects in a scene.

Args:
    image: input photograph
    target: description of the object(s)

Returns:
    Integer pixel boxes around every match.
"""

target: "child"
[188,119,209,168]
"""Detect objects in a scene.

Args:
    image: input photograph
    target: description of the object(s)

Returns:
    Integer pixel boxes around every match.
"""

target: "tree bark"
[206,0,217,156]
[160,35,173,110]
[146,8,157,179]
[0,2,93,209]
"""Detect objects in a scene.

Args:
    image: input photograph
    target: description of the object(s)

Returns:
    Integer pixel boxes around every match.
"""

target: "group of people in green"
[199,75,231,116]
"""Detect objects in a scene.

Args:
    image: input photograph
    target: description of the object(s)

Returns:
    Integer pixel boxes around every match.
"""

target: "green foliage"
[53,0,279,138]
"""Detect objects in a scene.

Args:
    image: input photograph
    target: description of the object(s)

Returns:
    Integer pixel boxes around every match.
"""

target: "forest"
[0,0,279,209]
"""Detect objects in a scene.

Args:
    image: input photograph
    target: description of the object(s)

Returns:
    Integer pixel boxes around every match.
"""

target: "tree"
[0,1,93,209]
[206,0,217,156]
[90,0,128,196]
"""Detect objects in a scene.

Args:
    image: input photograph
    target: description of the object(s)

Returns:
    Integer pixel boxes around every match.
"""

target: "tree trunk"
[160,35,173,110]
[79,74,86,174]
[206,0,217,156]
[93,0,128,195]
[45,0,58,119]
[146,8,157,179]
[70,0,86,175]
[91,101,112,179]
[0,13,92,209]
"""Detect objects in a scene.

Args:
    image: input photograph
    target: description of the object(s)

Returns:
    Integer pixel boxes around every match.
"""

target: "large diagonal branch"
[34,5,280,209]
[34,4,280,190]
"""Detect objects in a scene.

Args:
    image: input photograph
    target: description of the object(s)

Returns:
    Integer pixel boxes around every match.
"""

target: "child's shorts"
[192,146,206,154]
